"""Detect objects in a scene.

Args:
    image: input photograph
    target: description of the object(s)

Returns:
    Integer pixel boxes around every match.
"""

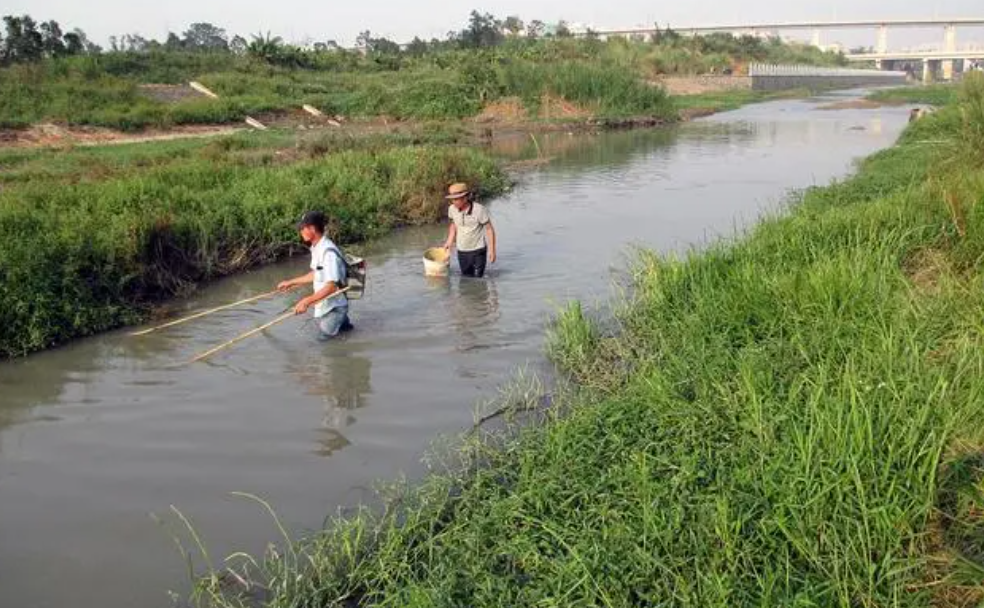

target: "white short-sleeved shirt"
[448,202,491,252]
[310,236,348,318]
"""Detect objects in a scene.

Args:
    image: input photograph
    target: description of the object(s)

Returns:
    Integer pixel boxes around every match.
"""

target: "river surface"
[0,93,914,608]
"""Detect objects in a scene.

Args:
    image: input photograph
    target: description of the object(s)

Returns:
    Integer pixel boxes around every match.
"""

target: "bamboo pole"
[189,312,295,364]
[130,288,291,337]
[188,287,350,364]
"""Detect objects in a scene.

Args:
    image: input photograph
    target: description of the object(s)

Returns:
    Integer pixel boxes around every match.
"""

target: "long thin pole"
[188,287,350,364]
[130,288,291,337]
[189,312,295,364]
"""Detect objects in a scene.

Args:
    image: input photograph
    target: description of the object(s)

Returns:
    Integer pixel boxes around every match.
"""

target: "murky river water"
[0,93,913,608]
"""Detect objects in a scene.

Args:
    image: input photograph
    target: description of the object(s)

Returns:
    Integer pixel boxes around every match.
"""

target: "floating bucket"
[423,247,450,277]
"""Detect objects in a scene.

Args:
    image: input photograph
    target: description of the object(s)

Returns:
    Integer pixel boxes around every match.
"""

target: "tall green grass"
[0,145,506,357]
[867,84,959,106]
[187,73,984,608]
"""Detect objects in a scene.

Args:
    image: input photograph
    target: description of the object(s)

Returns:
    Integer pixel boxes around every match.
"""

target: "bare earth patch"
[538,94,592,120]
[656,76,752,95]
[138,84,204,104]
[0,123,241,148]
[905,248,954,295]
[475,97,529,123]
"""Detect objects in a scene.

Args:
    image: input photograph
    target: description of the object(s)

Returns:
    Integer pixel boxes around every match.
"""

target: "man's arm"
[486,221,496,264]
[294,281,342,315]
[443,222,457,251]
[277,271,314,292]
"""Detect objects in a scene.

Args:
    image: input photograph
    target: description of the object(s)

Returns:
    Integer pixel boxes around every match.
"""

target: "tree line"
[0,11,578,67]
[2,10,837,71]
[1,15,99,64]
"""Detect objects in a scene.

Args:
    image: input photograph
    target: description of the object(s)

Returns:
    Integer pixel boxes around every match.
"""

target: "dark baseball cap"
[296,210,326,231]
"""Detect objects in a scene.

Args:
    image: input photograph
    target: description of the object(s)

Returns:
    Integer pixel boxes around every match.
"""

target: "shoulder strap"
[323,245,349,285]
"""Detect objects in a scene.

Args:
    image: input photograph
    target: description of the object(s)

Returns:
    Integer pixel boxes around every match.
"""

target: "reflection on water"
[0,94,919,608]
[445,277,501,353]
[273,334,374,458]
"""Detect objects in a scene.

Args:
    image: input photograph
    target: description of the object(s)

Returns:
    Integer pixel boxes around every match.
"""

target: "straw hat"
[445,183,470,200]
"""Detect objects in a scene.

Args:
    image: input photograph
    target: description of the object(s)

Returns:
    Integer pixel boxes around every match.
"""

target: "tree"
[555,20,572,38]
[503,15,524,36]
[370,36,401,55]
[461,10,503,48]
[165,32,183,51]
[2,15,44,63]
[247,31,284,63]
[406,36,428,56]
[356,30,401,55]
[62,31,82,55]
[527,20,545,39]
[122,33,150,52]
[39,20,66,57]
[182,22,228,51]
[230,34,248,54]
[69,28,98,53]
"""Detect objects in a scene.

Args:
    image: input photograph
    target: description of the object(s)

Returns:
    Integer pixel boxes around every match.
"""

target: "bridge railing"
[749,63,908,90]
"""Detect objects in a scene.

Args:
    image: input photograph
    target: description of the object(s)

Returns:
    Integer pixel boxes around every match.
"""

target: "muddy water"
[0,94,913,608]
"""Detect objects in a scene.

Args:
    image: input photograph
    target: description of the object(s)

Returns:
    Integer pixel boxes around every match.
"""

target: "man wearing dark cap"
[277,211,352,339]
[442,182,496,278]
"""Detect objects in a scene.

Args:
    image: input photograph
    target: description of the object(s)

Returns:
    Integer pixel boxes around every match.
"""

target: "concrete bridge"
[584,18,984,81]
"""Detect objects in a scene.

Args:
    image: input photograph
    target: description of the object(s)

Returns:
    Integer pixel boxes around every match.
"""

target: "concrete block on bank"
[189,81,220,99]
[749,64,907,91]
[245,116,268,130]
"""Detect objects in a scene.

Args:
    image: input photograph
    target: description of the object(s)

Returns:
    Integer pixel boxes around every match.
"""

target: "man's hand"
[277,280,294,292]
[294,299,310,315]
[488,250,497,264]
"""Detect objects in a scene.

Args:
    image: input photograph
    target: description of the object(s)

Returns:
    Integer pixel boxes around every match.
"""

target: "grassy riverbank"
[190,75,984,607]
[867,83,958,106]
[0,31,846,132]
[0,144,506,357]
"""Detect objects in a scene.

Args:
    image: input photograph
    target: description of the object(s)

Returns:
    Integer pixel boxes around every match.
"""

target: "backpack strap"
[323,245,348,287]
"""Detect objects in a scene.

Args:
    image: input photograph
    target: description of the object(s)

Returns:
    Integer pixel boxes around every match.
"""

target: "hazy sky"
[6,0,984,49]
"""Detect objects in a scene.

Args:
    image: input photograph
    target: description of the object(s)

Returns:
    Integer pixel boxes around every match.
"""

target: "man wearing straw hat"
[277,210,352,340]
[443,182,497,278]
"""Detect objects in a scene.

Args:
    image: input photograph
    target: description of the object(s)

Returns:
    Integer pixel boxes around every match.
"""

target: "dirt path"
[0,123,241,148]
[656,76,752,95]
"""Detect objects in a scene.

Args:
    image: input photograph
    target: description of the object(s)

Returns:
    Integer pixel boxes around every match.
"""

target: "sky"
[5,0,984,49]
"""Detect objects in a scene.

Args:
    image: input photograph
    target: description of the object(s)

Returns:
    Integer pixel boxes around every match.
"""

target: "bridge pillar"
[942,24,957,80]
[875,25,888,69]
[924,59,941,83]
[811,29,821,48]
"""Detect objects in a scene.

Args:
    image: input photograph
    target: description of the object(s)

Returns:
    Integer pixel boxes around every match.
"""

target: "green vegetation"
[0,12,847,131]
[867,84,959,106]
[0,143,506,357]
[0,125,471,187]
[189,74,984,607]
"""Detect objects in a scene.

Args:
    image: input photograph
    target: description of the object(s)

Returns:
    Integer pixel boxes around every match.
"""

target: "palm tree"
[247,31,284,63]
